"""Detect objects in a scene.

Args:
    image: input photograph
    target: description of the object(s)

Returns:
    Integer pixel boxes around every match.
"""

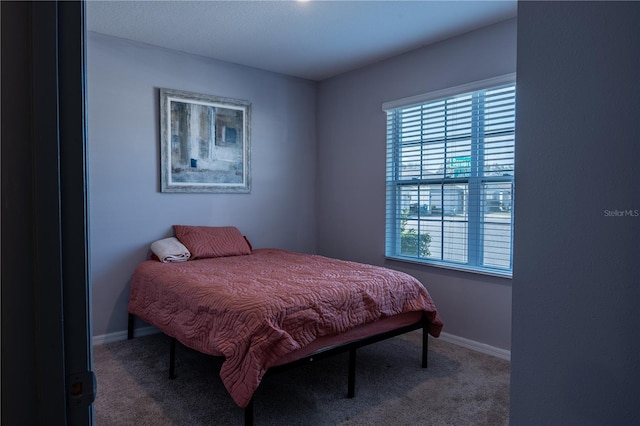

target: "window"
[384,75,516,276]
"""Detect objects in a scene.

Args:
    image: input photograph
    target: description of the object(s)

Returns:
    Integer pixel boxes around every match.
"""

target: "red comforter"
[128,249,443,407]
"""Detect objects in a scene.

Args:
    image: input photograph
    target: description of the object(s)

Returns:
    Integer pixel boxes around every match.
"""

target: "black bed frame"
[127,313,429,426]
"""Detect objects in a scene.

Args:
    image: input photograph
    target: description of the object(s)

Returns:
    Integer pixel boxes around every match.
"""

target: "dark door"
[1,1,93,424]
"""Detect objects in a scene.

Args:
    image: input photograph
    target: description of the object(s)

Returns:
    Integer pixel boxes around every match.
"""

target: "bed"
[127,226,443,425]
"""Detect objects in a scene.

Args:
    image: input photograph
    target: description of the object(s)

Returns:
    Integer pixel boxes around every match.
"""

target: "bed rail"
[129,313,429,426]
[242,317,429,425]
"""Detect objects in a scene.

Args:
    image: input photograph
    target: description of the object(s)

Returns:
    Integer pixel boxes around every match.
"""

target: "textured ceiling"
[86,0,517,81]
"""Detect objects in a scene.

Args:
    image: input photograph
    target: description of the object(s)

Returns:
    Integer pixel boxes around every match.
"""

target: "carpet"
[93,331,509,425]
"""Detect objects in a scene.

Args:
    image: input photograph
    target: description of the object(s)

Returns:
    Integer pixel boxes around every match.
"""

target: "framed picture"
[160,88,251,193]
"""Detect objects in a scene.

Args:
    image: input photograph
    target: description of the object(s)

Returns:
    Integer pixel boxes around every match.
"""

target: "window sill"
[385,255,513,279]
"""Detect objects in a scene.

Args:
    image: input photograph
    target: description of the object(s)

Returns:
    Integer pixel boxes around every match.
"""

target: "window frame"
[383,74,516,278]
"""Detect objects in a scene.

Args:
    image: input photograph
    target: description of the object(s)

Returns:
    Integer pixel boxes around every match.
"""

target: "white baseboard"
[93,327,510,362]
[438,332,511,361]
[92,326,160,346]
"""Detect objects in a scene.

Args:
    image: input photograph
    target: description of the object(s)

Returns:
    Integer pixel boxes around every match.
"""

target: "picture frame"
[160,88,251,193]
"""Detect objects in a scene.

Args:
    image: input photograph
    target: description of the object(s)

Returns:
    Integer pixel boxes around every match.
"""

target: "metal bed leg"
[169,338,177,379]
[422,325,429,368]
[348,348,356,398]
[127,314,134,340]
[244,398,254,426]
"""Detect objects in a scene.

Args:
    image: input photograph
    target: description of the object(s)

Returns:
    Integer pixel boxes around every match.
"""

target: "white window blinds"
[384,76,516,276]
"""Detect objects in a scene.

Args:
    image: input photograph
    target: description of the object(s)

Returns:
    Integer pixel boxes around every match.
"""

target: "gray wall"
[316,19,517,351]
[88,32,318,337]
[90,20,518,351]
[511,2,640,424]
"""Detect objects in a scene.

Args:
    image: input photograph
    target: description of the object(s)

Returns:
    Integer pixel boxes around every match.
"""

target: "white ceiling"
[86,0,517,81]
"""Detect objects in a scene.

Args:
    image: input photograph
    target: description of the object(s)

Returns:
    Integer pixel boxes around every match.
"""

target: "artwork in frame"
[160,88,251,193]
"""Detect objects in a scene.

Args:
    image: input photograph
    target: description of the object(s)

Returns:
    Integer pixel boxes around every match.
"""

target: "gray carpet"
[93,331,509,425]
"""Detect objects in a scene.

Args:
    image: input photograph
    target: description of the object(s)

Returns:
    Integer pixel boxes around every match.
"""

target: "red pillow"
[173,225,251,259]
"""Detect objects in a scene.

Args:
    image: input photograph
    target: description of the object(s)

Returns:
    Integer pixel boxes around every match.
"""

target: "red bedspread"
[128,249,443,407]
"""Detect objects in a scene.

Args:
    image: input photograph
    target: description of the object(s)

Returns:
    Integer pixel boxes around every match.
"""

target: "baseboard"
[92,326,160,346]
[94,327,510,361]
[438,332,511,361]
